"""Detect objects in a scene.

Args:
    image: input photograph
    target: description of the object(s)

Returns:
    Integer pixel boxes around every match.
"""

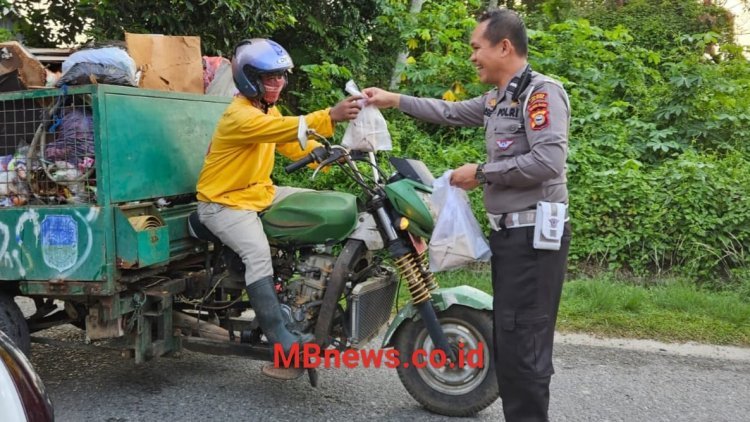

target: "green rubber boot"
[246,276,313,379]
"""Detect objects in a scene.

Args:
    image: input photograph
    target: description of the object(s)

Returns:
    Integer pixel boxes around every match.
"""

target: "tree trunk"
[488,0,498,8]
[389,0,426,90]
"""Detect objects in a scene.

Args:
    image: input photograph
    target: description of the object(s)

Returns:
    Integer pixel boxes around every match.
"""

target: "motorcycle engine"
[278,254,336,333]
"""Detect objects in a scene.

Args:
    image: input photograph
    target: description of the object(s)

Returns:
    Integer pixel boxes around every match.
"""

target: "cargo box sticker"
[41,215,79,272]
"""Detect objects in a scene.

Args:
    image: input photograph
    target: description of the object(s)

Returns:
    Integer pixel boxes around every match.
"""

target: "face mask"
[262,76,285,104]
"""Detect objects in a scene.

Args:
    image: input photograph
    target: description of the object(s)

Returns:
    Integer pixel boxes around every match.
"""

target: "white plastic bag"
[341,80,392,151]
[429,171,491,272]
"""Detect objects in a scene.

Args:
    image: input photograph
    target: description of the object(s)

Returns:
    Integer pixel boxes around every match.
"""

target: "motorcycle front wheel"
[394,305,498,417]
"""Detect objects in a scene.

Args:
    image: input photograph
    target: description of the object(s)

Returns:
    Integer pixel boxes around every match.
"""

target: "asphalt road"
[25,325,750,422]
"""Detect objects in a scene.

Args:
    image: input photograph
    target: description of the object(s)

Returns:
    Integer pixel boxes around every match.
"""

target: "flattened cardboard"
[0,41,46,91]
[125,33,203,94]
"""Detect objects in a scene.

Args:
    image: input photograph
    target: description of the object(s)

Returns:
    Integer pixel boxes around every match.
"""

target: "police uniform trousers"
[490,221,571,422]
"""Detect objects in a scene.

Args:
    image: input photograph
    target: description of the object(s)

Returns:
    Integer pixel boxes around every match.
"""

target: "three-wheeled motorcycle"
[0,85,497,417]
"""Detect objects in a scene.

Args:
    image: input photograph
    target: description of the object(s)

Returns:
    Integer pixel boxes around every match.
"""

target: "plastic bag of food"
[429,171,490,272]
[341,80,392,152]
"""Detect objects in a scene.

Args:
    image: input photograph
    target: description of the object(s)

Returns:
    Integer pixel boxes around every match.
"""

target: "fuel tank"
[261,191,358,245]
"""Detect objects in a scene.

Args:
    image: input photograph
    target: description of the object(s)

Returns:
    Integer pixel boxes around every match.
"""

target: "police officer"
[364,8,571,422]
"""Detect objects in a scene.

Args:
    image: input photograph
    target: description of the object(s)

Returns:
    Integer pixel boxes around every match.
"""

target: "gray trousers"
[196,186,309,286]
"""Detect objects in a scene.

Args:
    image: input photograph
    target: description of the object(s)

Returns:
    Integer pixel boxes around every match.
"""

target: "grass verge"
[398,264,750,347]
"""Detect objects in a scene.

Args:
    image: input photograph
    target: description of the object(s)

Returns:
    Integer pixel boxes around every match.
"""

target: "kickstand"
[307,368,319,387]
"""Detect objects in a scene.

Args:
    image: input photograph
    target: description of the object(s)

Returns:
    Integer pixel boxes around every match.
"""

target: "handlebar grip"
[285,154,315,173]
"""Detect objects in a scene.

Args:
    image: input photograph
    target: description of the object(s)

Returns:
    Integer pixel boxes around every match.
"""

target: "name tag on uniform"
[497,107,520,118]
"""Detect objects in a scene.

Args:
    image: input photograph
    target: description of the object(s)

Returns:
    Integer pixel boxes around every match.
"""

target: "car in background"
[0,330,54,421]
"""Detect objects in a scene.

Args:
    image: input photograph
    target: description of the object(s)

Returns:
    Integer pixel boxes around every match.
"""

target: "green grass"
[397,265,750,346]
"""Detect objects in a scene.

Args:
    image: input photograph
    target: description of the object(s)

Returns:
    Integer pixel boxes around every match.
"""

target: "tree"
[14,0,87,47]
[12,0,297,53]
[573,0,736,53]
[389,0,425,89]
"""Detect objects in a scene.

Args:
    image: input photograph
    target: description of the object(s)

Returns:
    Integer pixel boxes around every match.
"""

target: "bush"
[571,151,750,279]
[279,4,750,283]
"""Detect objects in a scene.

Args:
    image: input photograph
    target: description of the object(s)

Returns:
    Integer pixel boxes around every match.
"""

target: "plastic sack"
[44,107,95,166]
[58,47,137,87]
[205,60,236,97]
[428,171,491,272]
[57,62,136,87]
[341,80,392,152]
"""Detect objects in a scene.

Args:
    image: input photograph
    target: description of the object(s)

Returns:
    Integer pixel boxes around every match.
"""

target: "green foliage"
[576,0,735,55]
[13,0,88,47]
[10,0,750,282]
[377,0,484,98]
[529,19,750,279]
[13,0,297,53]
[0,27,11,42]
[291,62,352,113]
[341,8,750,281]
[570,151,750,278]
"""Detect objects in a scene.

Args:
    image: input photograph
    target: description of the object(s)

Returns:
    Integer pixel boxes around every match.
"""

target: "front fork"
[392,250,457,362]
[374,201,457,362]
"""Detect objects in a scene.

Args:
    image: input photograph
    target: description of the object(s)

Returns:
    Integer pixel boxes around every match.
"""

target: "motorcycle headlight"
[415,190,438,223]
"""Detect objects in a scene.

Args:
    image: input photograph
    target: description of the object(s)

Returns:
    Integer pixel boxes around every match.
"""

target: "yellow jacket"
[196,96,333,211]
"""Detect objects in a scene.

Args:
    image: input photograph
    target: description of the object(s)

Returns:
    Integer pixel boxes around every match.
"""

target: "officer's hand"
[362,87,400,109]
[329,95,362,123]
[450,164,481,191]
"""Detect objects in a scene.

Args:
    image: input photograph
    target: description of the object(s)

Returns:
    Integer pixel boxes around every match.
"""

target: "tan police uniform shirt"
[399,67,570,214]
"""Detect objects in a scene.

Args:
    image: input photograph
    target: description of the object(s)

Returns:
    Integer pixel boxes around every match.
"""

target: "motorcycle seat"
[187,211,223,246]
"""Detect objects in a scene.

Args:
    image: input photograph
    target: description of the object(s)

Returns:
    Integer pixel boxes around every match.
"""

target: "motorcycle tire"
[394,305,498,417]
[0,293,31,355]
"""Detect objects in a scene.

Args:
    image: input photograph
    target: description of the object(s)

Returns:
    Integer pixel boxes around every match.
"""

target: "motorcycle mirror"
[297,116,308,150]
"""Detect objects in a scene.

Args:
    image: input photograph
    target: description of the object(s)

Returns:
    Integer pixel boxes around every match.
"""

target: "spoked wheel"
[0,292,31,355]
[394,306,498,417]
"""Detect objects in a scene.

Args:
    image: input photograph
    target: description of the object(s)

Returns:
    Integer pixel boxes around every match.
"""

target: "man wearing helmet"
[195,38,361,379]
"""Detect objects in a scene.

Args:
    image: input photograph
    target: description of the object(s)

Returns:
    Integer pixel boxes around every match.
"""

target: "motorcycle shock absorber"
[394,252,431,305]
[394,251,457,362]
[416,250,439,291]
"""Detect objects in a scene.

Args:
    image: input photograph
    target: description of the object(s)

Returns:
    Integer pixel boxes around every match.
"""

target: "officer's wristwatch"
[475,163,487,184]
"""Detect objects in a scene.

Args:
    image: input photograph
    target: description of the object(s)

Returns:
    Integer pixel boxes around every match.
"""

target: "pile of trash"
[0,36,235,207]
[0,104,96,206]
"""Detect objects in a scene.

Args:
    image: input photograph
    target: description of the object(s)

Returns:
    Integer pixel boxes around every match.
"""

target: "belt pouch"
[533,201,566,250]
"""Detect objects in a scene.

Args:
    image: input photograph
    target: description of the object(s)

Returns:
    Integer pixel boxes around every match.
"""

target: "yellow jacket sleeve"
[276,111,333,161]
[215,97,333,149]
[196,97,335,210]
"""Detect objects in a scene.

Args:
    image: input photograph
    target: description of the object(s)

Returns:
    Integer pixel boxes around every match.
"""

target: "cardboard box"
[0,41,46,91]
[125,33,203,94]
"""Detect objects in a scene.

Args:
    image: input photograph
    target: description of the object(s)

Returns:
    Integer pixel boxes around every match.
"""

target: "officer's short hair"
[478,8,528,57]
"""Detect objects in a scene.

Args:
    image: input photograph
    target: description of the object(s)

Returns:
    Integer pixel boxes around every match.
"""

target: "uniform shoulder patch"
[527,91,550,131]
[528,92,548,105]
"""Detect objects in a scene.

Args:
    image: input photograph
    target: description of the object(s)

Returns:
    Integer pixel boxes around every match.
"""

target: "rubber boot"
[246,276,313,380]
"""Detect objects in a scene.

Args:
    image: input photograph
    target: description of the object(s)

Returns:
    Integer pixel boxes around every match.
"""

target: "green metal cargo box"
[0,85,230,295]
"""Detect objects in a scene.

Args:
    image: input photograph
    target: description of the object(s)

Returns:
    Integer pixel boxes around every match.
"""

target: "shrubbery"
[284,1,750,284]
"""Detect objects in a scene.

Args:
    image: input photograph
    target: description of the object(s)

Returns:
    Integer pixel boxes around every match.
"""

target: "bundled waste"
[1,38,222,207]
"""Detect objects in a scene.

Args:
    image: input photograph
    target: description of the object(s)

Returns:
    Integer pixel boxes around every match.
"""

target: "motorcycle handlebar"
[284,154,316,173]
[284,146,328,174]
